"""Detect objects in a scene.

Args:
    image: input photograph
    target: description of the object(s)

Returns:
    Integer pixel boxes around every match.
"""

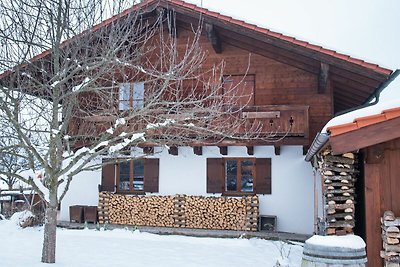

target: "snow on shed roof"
[322,74,400,135]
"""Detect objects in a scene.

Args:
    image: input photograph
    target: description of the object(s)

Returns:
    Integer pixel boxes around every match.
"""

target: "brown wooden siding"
[71,28,334,147]
[363,138,400,266]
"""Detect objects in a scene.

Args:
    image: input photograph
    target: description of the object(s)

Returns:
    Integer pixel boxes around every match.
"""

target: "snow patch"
[114,118,126,128]
[9,210,35,227]
[72,77,90,92]
[306,235,365,250]
[146,119,176,129]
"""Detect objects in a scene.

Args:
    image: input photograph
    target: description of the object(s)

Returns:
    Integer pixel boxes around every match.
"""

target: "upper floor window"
[222,75,255,107]
[119,82,144,110]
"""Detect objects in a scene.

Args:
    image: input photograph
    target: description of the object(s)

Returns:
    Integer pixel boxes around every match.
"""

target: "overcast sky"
[186,0,400,71]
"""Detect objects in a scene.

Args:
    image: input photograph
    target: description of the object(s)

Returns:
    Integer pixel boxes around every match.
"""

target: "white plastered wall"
[59,158,101,221]
[59,146,315,234]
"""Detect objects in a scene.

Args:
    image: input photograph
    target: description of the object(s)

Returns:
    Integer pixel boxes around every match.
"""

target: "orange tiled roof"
[327,107,400,137]
[0,0,392,79]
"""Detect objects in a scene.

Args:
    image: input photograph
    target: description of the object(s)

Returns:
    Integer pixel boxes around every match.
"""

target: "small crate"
[84,206,98,223]
[258,215,277,231]
[69,205,84,223]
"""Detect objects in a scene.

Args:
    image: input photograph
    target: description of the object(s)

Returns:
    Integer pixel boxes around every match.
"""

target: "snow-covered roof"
[322,73,400,134]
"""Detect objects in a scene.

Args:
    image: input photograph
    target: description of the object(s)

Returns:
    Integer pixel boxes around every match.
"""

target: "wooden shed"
[306,82,400,266]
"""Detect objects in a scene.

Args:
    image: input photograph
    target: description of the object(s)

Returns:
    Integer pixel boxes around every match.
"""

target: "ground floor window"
[101,158,159,193]
[225,158,255,193]
[118,159,144,192]
[207,157,271,195]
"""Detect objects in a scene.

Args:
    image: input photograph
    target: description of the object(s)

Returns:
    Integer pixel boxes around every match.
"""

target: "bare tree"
[0,0,289,264]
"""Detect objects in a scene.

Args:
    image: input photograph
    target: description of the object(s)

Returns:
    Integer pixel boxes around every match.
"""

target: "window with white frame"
[119,82,144,110]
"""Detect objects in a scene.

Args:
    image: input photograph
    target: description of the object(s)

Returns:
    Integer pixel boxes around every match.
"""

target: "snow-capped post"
[0,0,286,264]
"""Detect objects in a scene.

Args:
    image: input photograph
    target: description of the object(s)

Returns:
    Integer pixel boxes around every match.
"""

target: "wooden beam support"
[205,23,222,54]
[142,147,154,155]
[274,145,281,156]
[246,146,254,155]
[193,146,202,156]
[318,62,329,94]
[168,146,178,156]
[219,146,228,155]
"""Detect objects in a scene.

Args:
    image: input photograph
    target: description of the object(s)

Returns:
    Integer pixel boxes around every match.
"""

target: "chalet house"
[305,74,400,265]
[1,0,393,235]
[55,0,395,235]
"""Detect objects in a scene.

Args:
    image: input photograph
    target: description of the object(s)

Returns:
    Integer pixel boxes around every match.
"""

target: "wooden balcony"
[68,105,309,147]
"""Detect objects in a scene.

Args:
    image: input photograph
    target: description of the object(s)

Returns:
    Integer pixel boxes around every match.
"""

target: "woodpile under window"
[98,192,259,231]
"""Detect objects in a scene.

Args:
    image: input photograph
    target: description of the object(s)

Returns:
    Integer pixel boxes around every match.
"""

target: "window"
[101,158,159,193]
[225,158,254,193]
[118,159,144,192]
[222,75,255,107]
[119,82,144,110]
[207,158,271,195]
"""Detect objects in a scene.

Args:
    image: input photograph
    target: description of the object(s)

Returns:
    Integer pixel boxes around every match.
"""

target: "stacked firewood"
[108,194,175,227]
[98,192,111,224]
[381,211,400,267]
[97,193,259,231]
[319,151,358,235]
[173,194,186,228]
[245,196,259,231]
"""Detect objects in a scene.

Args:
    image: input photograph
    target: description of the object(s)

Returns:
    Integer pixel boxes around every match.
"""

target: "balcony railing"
[68,105,309,145]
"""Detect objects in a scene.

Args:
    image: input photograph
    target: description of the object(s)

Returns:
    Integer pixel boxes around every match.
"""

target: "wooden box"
[84,206,98,223]
[69,205,84,223]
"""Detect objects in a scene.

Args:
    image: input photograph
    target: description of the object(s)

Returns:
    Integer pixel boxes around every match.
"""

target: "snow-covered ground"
[0,218,303,267]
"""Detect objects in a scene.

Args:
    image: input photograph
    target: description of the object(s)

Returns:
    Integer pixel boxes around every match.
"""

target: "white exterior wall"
[59,146,316,234]
[59,158,102,221]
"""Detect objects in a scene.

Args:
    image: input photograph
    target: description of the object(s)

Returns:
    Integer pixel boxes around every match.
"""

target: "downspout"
[305,69,400,163]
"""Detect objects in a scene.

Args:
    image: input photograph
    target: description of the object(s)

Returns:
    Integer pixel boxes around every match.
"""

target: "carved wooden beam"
[205,23,222,54]
[246,146,254,155]
[274,145,281,156]
[168,146,178,156]
[318,62,330,94]
[219,146,228,155]
[193,146,202,156]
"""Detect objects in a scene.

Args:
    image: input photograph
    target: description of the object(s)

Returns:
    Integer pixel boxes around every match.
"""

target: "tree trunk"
[41,206,57,263]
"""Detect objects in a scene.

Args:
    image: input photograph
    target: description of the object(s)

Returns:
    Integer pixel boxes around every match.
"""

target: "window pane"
[119,100,130,111]
[119,161,130,191]
[119,83,131,101]
[133,160,144,191]
[133,82,144,109]
[225,160,237,191]
[241,160,254,192]
[119,83,131,110]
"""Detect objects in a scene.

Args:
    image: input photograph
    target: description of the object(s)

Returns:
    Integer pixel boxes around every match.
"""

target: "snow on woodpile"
[9,210,35,228]
[305,234,365,249]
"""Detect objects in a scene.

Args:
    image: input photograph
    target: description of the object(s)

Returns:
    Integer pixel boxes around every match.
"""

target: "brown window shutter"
[144,158,159,193]
[101,159,116,192]
[207,158,224,193]
[255,158,271,194]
